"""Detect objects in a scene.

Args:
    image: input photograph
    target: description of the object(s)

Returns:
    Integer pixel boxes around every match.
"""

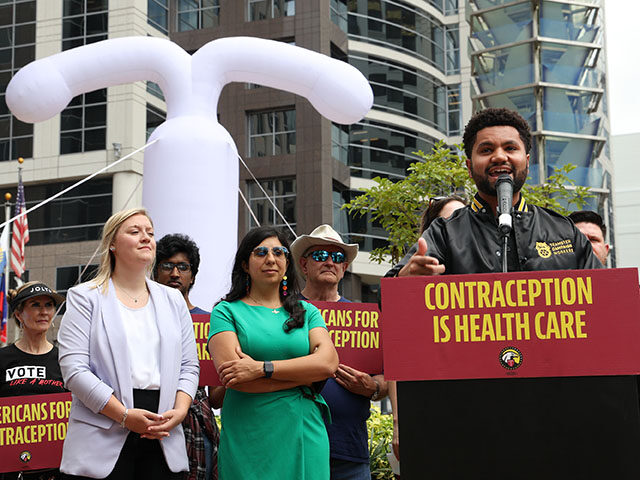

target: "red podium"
[381,268,640,479]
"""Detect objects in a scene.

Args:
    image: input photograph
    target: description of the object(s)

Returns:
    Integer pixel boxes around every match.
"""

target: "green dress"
[209,300,330,480]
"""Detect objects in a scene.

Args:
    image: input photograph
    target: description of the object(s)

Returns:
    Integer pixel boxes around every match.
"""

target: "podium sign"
[0,392,72,473]
[381,268,640,380]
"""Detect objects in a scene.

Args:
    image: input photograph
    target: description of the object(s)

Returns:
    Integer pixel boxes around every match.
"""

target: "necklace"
[115,283,148,304]
[248,294,281,314]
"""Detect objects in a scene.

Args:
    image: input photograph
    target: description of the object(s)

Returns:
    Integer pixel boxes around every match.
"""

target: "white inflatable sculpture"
[6,36,373,309]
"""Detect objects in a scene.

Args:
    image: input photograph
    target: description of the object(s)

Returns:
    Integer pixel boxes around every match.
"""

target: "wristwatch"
[263,361,274,378]
[370,379,381,401]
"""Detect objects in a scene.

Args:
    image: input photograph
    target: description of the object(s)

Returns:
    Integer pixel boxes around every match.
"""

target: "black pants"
[63,390,183,480]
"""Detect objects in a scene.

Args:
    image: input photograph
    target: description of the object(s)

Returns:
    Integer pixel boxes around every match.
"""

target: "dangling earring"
[246,276,250,295]
[281,276,288,296]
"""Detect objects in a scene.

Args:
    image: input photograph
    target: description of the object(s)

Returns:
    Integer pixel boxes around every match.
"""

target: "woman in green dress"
[207,226,339,480]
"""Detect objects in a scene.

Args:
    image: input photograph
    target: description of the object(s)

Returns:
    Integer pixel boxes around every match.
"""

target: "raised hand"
[398,237,445,277]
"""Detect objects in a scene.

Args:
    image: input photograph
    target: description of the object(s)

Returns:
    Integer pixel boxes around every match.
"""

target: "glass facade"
[0,0,35,161]
[351,55,460,135]
[341,1,461,251]
[347,0,459,74]
[469,0,612,257]
[349,121,435,180]
[469,0,609,189]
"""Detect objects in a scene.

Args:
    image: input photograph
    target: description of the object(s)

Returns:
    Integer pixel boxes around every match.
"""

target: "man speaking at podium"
[383,109,640,479]
[387,107,602,277]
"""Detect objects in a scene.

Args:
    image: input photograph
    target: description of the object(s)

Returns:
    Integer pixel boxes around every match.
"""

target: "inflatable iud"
[6,36,373,308]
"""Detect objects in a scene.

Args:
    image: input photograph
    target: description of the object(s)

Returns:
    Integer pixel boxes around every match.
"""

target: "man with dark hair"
[568,210,610,266]
[155,234,223,480]
[462,106,532,160]
[384,108,614,476]
[155,233,206,314]
[388,107,601,277]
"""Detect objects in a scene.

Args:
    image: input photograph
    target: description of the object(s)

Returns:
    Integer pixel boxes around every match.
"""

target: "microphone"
[496,174,514,236]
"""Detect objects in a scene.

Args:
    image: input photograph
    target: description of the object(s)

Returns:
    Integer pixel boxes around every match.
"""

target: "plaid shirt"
[182,387,220,480]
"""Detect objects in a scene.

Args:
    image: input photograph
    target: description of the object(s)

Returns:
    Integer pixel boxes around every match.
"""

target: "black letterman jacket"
[385,193,603,277]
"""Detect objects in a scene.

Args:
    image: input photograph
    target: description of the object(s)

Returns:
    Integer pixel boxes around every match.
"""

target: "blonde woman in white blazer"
[57,208,199,479]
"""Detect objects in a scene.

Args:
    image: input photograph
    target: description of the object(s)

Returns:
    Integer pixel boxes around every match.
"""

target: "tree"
[344,141,593,264]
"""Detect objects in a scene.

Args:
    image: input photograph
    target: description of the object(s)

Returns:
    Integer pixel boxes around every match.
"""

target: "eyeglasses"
[158,262,191,272]
[306,250,346,264]
[252,246,290,258]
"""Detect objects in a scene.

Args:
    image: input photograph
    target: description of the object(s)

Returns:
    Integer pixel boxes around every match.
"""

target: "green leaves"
[521,164,593,216]
[368,406,394,479]
[344,143,593,264]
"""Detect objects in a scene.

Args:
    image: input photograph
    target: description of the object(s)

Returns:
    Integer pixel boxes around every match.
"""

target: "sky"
[604,1,640,135]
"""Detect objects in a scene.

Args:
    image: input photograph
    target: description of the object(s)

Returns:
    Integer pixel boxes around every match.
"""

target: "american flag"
[10,175,29,278]
[0,226,8,343]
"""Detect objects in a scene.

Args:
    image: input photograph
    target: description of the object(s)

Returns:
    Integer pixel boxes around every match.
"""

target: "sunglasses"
[252,246,290,258]
[429,196,447,206]
[306,250,346,264]
[159,262,191,272]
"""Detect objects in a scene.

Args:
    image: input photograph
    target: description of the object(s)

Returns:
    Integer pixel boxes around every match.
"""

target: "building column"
[112,171,143,213]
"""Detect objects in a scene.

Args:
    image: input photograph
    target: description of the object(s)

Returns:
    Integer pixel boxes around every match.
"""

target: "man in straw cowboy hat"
[292,225,388,480]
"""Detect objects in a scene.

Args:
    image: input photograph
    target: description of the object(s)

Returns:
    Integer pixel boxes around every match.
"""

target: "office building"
[0,0,613,340]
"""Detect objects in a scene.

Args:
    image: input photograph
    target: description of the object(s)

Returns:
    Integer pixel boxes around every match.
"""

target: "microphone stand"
[495,174,514,274]
[501,234,508,273]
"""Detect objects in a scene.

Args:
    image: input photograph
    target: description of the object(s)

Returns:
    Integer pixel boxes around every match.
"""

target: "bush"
[368,406,394,479]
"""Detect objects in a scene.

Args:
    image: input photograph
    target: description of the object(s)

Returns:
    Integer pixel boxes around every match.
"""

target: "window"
[62,0,108,51]
[331,123,348,164]
[347,0,457,74]
[177,0,220,31]
[247,178,296,231]
[447,85,461,136]
[0,0,36,161]
[248,109,295,157]
[148,0,168,34]
[57,265,99,294]
[248,0,294,21]
[56,264,98,313]
[61,1,108,154]
[330,0,348,32]
[348,121,435,179]
[60,89,107,154]
[146,103,165,140]
[147,81,165,100]
[8,178,112,245]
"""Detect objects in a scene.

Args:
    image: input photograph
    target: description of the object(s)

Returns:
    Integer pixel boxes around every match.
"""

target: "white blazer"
[57,278,199,478]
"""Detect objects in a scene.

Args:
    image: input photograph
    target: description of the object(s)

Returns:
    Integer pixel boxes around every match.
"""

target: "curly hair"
[155,234,201,289]
[462,108,532,160]
[221,226,306,332]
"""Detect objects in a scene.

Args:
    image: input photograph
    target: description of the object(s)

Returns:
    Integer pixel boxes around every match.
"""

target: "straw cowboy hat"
[291,225,359,277]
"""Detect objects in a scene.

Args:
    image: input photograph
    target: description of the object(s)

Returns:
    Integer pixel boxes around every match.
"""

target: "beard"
[472,166,528,197]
